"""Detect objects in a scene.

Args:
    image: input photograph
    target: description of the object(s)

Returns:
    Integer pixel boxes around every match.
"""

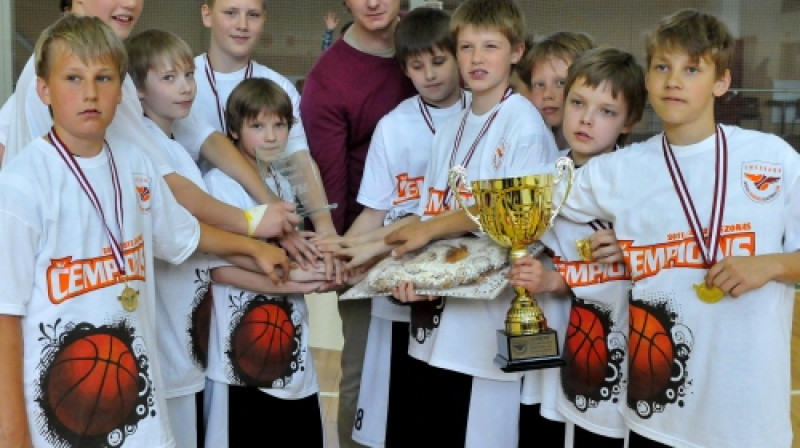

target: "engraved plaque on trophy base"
[494,329,565,372]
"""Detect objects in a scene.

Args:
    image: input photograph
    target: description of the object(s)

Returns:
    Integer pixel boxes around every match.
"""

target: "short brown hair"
[35,15,127,82]
[450,0,526,49]
[225,77,295,142]
[204,0,265,10]
[645,8,734,79]
[395,7,454,67]
[565,47,647,145]
[125,29,195,90]
[516,31,596,89]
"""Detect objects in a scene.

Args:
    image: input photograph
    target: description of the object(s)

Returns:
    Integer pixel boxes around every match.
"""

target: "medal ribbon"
[442,87,513,207]
[588,220,611,232]
[417,92,468,135]
[204,54,253,134]
[49,128,128,279]
[661,125,728,268]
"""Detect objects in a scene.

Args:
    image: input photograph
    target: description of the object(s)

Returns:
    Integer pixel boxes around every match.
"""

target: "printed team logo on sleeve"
[492,139,507,170]
[742,161,782,203]
[133,174,152,212]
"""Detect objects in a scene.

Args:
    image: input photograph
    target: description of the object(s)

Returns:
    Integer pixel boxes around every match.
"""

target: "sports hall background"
[4,1,800,445]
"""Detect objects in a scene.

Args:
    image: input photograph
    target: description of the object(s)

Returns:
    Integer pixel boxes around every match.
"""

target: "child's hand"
[589,228,624,263]
[706,255,781,298]
[391,281,436,303]
[384,220,431,257]
[251,202,300,239]
[324,12,339,31]
[508,256,547,293]
[287,262,328,282]
[335,240,390,271]
[279,230,322,269]
[251,241,290,284]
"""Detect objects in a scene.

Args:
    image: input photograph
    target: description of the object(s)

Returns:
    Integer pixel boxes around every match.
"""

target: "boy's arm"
[0,315,32,448]
[196,222,289,284]
[165,173,298,239]
[211,265,326,296]
[706,252,800,298]
[199,131,280,205]
[385,206,478,256]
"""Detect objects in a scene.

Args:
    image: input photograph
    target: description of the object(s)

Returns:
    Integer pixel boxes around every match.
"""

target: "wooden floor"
[314,293,800,448]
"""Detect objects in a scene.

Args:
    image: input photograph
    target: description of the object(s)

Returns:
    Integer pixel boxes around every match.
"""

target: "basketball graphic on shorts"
[46,332,139,437]
[564,305,608,395]
[628,303,674,400]
[231,301,296,386]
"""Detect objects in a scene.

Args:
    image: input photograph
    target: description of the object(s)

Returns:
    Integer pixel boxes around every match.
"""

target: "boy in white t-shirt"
[388,1,558,446]
[1,0,299,246]
[554,10,800,448]
[0,16,291,448]
[509,47,648,448]
[203,77,329,448]
[318,7,469,447]
[179,0,339,267]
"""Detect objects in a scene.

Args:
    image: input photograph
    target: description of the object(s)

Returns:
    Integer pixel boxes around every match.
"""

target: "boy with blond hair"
[510,47,647,448]
[516,31,596,149]
[389,0,558,445]
[548,9,800,447]
[0,16,290,448]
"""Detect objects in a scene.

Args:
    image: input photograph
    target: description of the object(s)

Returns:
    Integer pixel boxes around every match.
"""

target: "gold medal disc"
[119,286,139,312]
[693,283,724,303]
[576,239,592,261]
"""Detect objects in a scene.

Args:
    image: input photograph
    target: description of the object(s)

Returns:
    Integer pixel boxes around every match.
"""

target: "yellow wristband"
[244,204,268,237]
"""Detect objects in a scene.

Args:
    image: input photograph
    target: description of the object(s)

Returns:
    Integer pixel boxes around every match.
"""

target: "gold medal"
[119,285,139,312]
[576,239,593,261]
[693,283,724,303]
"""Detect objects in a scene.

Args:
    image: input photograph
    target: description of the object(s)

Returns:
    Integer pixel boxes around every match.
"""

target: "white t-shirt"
[0,137,200,448]
[544,212,630,438]
[556,125,800,447]
[410,93,559,381]
[203,167,319,400]
[0,92,15,148]
[174,55,308,168]
[4,55,214,175]
[144,117,212,399]
[359,92,469,322]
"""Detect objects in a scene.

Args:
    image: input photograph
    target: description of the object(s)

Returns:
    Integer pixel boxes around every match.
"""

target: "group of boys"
[0,1,797,448]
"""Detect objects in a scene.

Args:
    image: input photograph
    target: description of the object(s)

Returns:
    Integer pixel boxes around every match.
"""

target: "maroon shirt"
[300,38,415,234]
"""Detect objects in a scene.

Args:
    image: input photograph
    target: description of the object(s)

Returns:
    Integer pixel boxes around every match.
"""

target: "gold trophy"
[448,158,574,372]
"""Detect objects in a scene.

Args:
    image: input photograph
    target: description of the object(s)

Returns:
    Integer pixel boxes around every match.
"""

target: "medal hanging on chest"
[662,125,728,303]
[49,128,139,312]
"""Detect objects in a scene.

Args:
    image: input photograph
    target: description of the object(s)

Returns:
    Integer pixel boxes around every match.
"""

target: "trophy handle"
[447,165,483,231]
[548,157,575,228]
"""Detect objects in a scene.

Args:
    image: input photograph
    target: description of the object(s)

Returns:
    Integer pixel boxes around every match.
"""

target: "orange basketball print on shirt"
[39,321,155,447]
[561,300,624,412]
[627,300,693,419]
[229,295,300,387]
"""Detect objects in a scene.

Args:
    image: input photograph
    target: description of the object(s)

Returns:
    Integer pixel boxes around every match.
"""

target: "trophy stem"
[506,247,547,335]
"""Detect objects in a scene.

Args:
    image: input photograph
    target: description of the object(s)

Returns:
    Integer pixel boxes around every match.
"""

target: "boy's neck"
[423,88,464,109]
[470,81,511,115]
[663,119,717,146]
[207,45,250,74]
[144,111,175,138]
[51,125,105,158]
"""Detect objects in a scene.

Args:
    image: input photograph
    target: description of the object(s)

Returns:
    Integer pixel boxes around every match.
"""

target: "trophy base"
[495,329,564,372]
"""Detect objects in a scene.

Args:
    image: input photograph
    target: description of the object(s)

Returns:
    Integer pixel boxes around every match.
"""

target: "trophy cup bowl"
[448,158,574,372]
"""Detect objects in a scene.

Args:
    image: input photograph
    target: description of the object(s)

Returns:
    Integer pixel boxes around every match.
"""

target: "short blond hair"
[645,8,734,78]
[35,15,127,82]
[126,29,195,90]
[450,0,527,48]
